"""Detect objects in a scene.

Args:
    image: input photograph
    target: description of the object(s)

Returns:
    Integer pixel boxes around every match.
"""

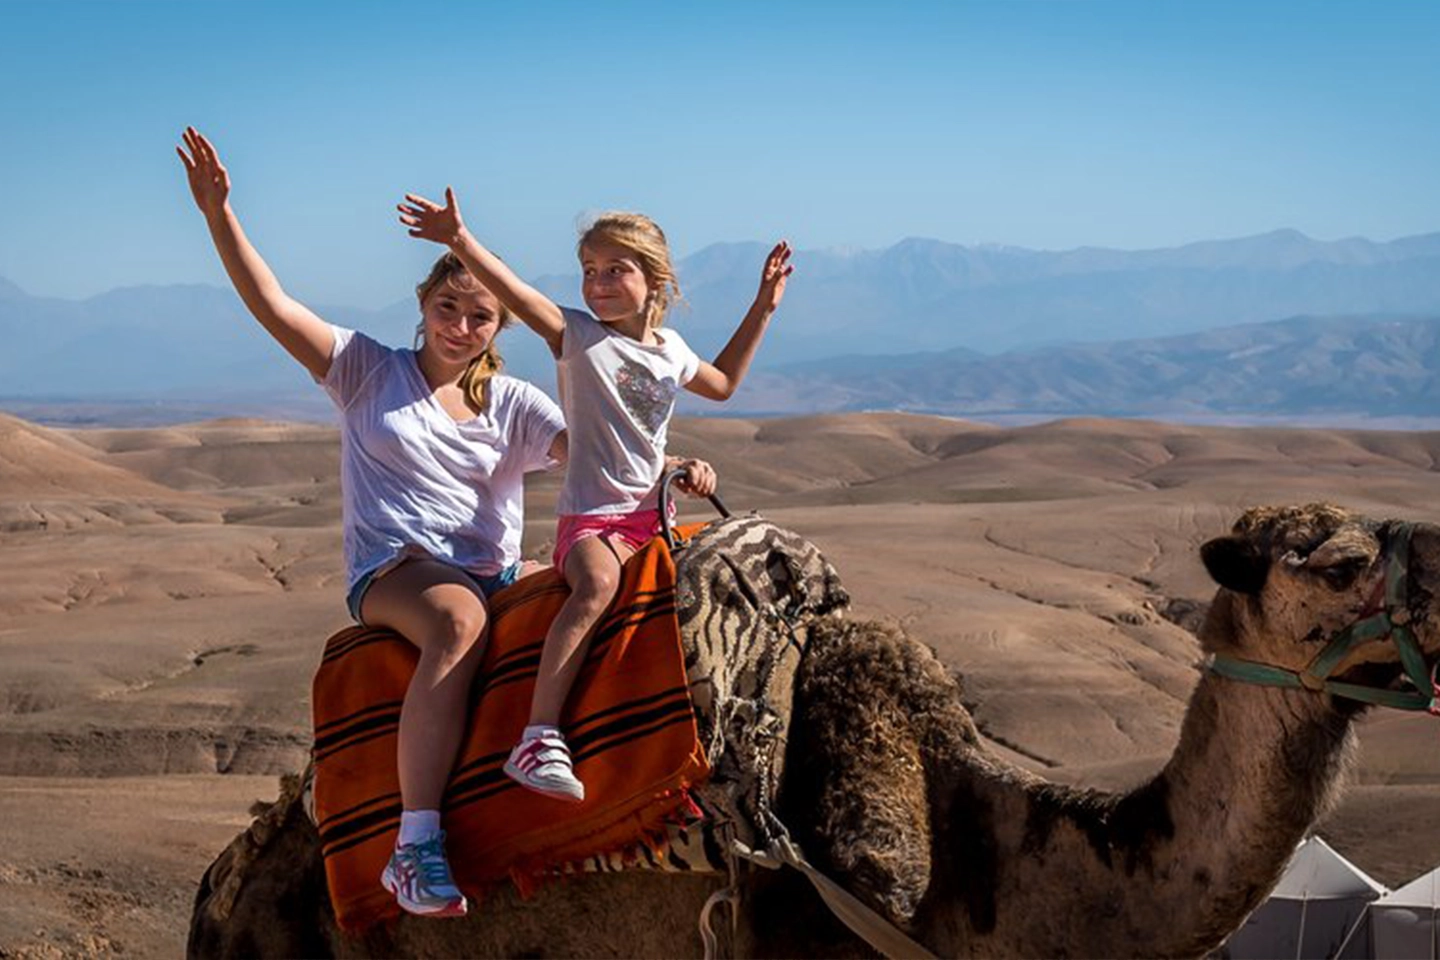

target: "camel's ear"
[1202,535,1270,594]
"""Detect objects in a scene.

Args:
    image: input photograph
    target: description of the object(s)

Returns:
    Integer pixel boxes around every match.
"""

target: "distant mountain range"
[3,229,1439,423]
[631,227,1440,362]
[712,313,1440,420]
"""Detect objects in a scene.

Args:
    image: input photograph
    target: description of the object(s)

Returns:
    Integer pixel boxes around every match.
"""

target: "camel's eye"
[1317,559,1366,592]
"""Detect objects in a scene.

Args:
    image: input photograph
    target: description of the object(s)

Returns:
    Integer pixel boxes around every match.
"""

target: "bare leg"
[360,560,490,811]
[528,535,635,727]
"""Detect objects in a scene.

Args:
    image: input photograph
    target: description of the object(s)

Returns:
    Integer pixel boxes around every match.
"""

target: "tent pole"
[1296,894,1308,960]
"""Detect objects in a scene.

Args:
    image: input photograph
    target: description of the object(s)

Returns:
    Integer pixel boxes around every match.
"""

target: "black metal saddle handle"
[658,466,731,550]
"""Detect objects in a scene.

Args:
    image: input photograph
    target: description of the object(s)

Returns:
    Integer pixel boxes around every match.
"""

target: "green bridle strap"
[1206,653,1434,711]
[1207,523,1434,713]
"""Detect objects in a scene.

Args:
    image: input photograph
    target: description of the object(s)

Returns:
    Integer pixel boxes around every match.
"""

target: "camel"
[187,504,1440,958]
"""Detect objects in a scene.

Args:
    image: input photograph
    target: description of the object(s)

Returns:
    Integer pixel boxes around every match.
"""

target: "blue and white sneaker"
[380,832,468,918]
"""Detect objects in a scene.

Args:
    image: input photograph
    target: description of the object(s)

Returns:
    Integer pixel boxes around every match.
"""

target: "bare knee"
[568,564,621,612]
[423,606,488,671]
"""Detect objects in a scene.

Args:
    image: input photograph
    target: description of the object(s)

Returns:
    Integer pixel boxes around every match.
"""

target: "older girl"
[178,129,566,918]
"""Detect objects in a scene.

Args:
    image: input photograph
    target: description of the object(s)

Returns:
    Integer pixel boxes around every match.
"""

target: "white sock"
[398,809,442,847]
[523,724,563,742]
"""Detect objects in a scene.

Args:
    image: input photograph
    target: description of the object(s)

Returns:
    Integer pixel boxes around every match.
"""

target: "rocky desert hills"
[3,410,1440,957]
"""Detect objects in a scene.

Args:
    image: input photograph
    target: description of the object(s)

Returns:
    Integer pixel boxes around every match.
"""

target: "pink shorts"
[553,509,665,571]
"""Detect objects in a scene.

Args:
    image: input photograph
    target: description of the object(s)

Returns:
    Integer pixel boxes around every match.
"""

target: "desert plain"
[2,409,1440,958]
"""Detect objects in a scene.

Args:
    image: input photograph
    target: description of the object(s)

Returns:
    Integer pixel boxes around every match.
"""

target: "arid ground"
[3,410,1440,958]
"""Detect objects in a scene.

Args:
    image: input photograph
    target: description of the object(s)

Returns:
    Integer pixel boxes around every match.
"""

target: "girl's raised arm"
[176,127,334,380]
[687,240,793,401]
[399,189,566,358]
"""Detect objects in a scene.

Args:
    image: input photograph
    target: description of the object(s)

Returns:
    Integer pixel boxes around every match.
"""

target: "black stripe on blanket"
[321,630,400,665]
[439,692,696,812]
[314,699,404,736]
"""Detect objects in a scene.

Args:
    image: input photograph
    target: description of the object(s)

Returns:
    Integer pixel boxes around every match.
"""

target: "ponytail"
[459,347,503,411]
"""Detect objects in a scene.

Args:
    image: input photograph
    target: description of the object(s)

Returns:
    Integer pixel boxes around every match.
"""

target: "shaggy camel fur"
[188,505,1440,958]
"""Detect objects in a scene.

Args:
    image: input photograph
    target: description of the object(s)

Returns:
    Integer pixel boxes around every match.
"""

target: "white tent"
[1219,836,1388,960]
[1371,864,1440,959]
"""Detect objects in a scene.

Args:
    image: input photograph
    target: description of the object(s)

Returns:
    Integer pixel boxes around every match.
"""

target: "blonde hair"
[578,212,681,329]
[413,252,512,411]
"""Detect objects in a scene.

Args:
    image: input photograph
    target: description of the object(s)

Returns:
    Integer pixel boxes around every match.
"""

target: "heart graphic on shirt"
[614,359,676,438]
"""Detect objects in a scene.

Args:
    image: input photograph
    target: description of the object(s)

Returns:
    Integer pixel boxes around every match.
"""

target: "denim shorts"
[345,560,523,624]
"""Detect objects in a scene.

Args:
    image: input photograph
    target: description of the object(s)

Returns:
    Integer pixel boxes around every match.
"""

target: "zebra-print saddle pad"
[672,515,850,860]
[569,515,850,876]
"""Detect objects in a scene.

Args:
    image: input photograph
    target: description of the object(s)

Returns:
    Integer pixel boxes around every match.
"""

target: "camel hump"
[187,770,332,959]
[674,515,850,852]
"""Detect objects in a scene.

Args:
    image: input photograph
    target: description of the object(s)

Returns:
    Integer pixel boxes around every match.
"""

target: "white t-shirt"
[556,308,701,516]
[321,326,565,587]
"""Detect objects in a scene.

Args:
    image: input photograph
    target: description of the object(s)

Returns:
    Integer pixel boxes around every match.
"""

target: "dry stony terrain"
[3,409,1440,957]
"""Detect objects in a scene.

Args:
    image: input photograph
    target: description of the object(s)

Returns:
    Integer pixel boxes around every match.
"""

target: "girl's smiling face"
[419,278,503,365]
[580,239,654,326]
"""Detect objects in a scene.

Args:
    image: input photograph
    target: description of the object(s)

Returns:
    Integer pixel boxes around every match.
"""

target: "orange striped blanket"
[311,536,710,932]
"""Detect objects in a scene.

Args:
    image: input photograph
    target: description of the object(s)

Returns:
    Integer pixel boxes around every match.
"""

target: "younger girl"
[400,188,791,801]
[179,129,567,917]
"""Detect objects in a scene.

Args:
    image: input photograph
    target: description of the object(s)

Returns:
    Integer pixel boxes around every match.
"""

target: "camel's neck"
[1137,675,1354,950]
[933,674,1357,959]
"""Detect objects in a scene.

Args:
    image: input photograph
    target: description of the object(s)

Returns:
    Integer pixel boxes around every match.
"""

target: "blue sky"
[1,0,1437,309]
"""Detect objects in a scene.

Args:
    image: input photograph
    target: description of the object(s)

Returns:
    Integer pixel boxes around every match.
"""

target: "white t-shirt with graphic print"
[555,308,701,516]
[321,325,565,588]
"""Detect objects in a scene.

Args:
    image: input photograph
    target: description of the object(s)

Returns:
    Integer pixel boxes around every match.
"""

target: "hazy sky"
[2,0,1437,309]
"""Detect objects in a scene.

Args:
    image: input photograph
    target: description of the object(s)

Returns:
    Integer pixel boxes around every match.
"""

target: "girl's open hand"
[755,241,793,314]
[176,127,230,218]
[398,188,466,247]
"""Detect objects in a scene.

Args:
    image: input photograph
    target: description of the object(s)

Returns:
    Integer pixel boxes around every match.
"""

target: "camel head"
[1199,503,1440,710]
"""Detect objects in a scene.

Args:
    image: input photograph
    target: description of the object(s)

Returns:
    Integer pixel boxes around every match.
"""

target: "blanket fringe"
[508,784,706,898]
